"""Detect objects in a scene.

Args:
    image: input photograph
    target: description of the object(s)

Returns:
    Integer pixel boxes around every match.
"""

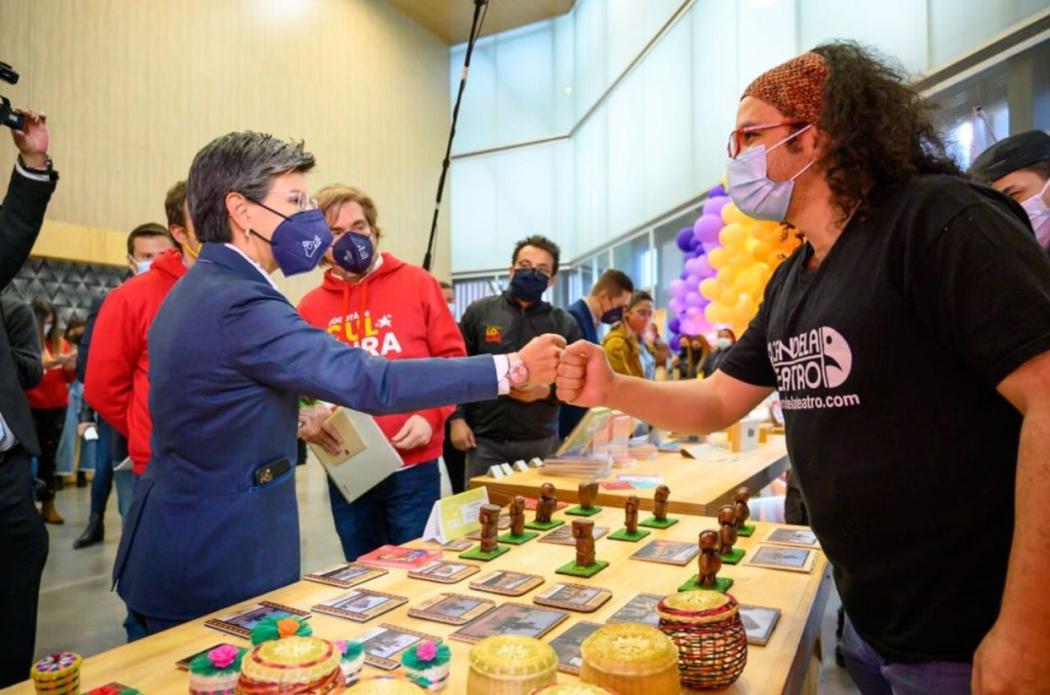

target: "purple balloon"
[702,241,721,254]
[688,237,702,252]
[694,257,712,277]
[708,184,726,198]
[668,318,681,334]
[693,214,723,244]
[686,274,701,288]
[676,227,694,252]
[669,278,687,297]
[683,258,700,276]
[685,291,703,307]
[668,297,685,315]
[685,306,702,318]
[679,270,690,280]
[702,196,730,218]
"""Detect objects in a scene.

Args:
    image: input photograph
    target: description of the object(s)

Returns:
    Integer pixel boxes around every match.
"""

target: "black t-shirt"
[720,175,1050,663]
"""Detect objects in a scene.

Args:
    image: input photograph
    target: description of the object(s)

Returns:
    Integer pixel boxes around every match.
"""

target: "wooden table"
[9,506,829,694]
[470,434,789,516]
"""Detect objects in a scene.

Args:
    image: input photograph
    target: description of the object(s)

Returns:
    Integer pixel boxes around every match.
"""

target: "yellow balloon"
[737,296,758,317]
[721,202,746,226]
[719,223,747,248]
[707,247,727,270]
[699,278,721,301]
[719,263,741,285]
[752,240,776,260]
[705,302,729,324]
[751,222,780,242]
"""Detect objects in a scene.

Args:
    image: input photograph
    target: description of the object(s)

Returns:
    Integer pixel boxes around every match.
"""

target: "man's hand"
[450,418,476,451]
[556,340,616,407]
[518,334,566,385]
[972,616,1050,694]
[11,109,49,169]
[508,383,551,403]
[76,422,94,438]
[391,414,433,451]
[298,404,343,456]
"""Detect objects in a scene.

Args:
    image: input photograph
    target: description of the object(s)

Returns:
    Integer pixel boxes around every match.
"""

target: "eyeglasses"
[268,189,319,212]
[727,119,808,159]
[514,261,553,276]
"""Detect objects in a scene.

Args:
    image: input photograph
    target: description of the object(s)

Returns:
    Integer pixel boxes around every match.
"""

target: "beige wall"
[0,0,451,303]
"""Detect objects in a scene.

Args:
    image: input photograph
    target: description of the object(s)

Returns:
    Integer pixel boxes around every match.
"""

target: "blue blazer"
[560,298,598,438]
[114,243,498,621]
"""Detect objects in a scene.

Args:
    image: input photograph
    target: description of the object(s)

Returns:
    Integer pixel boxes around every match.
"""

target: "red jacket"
[26,339,75,409]
[297,253,465,467]
[84,249,187,474]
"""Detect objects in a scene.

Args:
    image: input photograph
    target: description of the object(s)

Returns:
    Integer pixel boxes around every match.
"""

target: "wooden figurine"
[578,481,599,510]
[573,519,596,568]
[536,482,557,523]
[625,495,640,534]
[718,505,738,555]
[510,496,526,536]
[698,530,722,586]
[653,485,671,520]
[734,487,751,529]
[479,503,501,552]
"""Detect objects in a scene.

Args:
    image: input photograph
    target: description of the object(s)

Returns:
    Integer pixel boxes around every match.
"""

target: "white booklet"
[308,408,403,503]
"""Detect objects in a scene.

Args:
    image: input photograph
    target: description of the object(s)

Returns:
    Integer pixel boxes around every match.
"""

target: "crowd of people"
[1,40,1049,693]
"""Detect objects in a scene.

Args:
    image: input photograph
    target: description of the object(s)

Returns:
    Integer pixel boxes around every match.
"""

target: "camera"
[1,61,25,131]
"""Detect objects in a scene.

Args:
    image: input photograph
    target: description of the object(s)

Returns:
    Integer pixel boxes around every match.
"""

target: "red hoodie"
[25,339,75,409]
[85,248,188,474]
[297,253,465,467]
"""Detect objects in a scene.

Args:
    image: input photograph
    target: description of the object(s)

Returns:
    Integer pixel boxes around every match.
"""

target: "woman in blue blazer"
[113,132,563,634]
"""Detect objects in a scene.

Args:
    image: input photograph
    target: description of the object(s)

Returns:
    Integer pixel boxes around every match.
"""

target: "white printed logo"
[767,326,853,393]
[302,235,323,258]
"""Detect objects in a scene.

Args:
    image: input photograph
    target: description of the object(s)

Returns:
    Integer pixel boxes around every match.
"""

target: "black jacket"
[453,292,583,442]
[0,296,42,390]
[0,165,58,455]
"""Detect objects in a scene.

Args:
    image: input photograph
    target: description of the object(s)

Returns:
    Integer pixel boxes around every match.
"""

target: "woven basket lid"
[240,636,341,683]
[346,676,424,693]
[30,652,82,681]
[579,624,678,676]
[530,683,617,694]
[657,590,738,624]
[469,635,558,677]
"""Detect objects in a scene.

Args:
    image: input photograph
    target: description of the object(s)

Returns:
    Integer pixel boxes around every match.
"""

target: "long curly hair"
[810,42,960,223]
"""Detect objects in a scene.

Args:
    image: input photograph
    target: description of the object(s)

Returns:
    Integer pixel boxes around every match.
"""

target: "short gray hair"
[187,131,316,243]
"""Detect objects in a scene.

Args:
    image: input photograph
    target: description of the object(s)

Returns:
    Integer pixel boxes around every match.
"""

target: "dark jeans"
[463,435,558,486]
[442,420,466,494]
[327,461,439,561]
[0,447,49,686]
[31,407,65,501]
[841,616,971,694]
[88,419,114,515]
[126,609,182,638]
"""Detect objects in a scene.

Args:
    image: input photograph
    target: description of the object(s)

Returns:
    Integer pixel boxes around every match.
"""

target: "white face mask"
[130,257,153,275]
[1021,178,1050,250]
[726,125,815,222]
[715,337,732,350]
[43,321,53,335]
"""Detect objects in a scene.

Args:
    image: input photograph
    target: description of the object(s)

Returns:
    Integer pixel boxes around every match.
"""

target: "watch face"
[509,362,529,386]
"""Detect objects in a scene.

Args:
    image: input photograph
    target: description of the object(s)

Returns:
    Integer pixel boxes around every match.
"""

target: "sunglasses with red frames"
[727,119,808,159]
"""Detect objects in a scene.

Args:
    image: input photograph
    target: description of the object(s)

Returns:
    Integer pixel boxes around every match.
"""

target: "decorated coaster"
[524,518,564,531]
[313,588,409,623]
[408,560,480,584]
[497,530,538,545]
[401,640,451,691]
[721,548,746,565]
[449,603,568,644]
[187,643,245,695]
[555,559,609,578]
[639,515,679,529]
[538,524,609,546]
[547,621,603,675]
[564,505,602,516]
[533,582,612,613]
[678,574,735,593]
[204,601,310,639]
[408,593,496,626]
[607,527,650,543]
[353,624,442,670]
[439,538,474,552]
[459,544,510,562]
[304,562,387,589]
[469,570,544,597]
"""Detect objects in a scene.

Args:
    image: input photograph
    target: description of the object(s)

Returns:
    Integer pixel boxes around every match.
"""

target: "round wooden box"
[30,652,82,695]
[467,635,559,695]
[656,591,747,690]
[578,624,679,695]
[236,636,344,694]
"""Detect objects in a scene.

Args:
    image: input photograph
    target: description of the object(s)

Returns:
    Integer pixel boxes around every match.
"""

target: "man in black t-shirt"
[556,43,1050,694]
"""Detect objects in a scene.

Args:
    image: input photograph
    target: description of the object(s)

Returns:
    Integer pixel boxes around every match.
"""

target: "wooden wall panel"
[0,0,452,302]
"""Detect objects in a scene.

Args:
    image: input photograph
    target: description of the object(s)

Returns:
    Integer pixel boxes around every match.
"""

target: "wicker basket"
[578,623,679,695]
[236,636,345,694]
[656,590,748,690]
[529,684,618,694]
[468,635,559,695]
[346,676,425,693]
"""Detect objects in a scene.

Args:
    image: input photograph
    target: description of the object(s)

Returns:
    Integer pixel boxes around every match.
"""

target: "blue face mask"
[727,125,814,222]
[510,268,549,303]
[601,306,623,325]
[249,204,332,276]
[332,231,375,276]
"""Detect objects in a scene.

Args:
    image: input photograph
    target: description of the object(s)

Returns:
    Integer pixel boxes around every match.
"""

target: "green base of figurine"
[565,505,602,516]
[736,524,756,537]
[524,519,564,531]
[498,531,538,545]
[459,545,510,562]
[639,516,679,529]
[555,559,610,577]
[607,528,651,542]
[678,575,734,593]
[720,548,746,565]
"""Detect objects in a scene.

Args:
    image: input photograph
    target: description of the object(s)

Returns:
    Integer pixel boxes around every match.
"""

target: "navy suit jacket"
[560,298,599,438]
[114,243,498,621]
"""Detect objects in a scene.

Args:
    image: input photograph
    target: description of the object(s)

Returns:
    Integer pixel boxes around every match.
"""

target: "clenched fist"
[517,333,566,385]
[556,340,615,407]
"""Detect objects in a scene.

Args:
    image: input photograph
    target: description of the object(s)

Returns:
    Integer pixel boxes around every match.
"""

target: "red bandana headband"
[742,51,828,125]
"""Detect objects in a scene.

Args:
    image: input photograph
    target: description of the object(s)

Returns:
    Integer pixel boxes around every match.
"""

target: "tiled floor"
[33,462,859,693]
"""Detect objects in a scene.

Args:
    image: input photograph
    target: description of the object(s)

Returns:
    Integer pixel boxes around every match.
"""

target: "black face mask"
[67,332,83,346]
[510,268,549,303]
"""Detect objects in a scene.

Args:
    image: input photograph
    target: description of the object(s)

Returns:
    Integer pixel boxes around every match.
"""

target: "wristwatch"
[507,352,529,388]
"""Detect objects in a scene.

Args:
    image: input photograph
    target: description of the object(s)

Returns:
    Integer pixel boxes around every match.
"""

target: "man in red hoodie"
[84,181,199,481]
[297,185,465,560]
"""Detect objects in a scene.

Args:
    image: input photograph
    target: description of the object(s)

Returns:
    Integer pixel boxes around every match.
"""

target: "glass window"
[612,233,653,292]
[653,210,699,331]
